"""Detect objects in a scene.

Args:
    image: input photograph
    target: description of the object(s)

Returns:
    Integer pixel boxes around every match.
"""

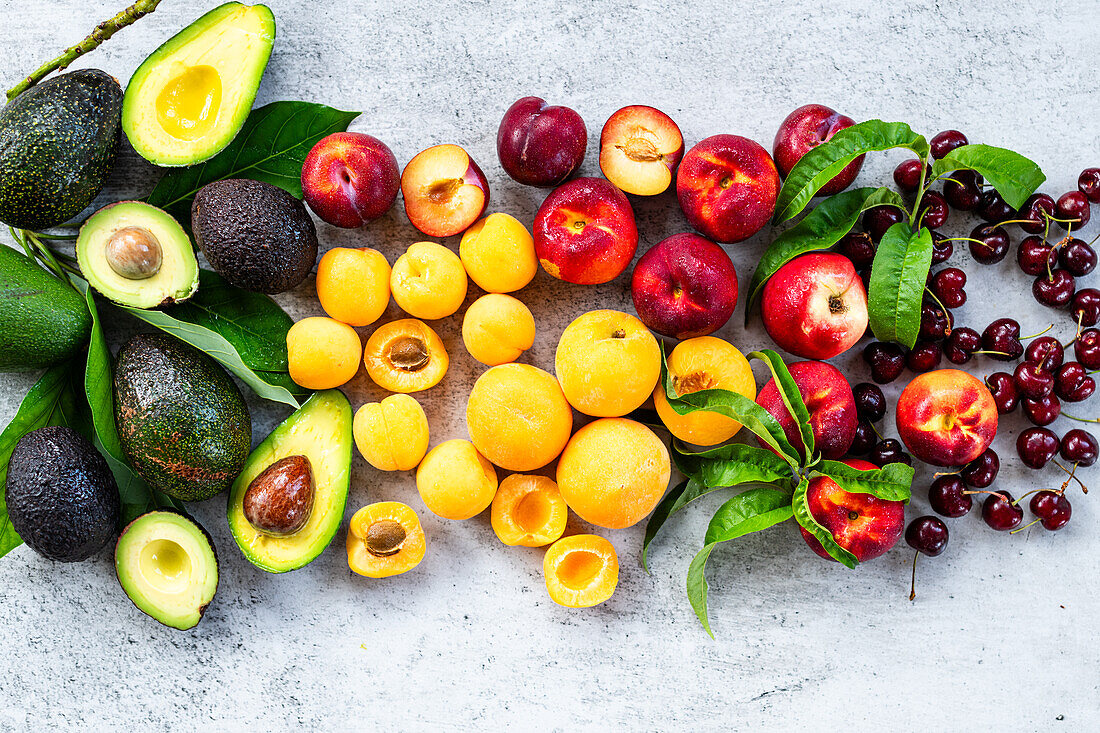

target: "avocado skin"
[191,178,318,294]
[0,69,123,231]
[114,333,251,502]
[5,426,120,562]
[0,244,92,371]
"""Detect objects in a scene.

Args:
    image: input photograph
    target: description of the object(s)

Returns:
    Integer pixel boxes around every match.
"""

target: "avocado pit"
[106,226,163,280]
[365,519,407,557]
[243,454,314,536]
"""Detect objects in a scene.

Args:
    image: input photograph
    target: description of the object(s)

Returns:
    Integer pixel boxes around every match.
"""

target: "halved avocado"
[227,390,351,573]
[122,2,275,167]
[77,201,199,308]
[115,511,218,631]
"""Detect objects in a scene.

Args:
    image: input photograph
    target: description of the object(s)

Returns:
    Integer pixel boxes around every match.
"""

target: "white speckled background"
[1,0,1098,729]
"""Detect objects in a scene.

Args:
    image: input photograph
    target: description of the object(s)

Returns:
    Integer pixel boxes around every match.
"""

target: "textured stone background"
[0,0,1098,729]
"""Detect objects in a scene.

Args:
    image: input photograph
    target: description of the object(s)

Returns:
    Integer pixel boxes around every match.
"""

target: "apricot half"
[287,316,362,389]
[459,213,537,293]
[391,241,468,320]
[353,394,429,471]
[543,534,618,608]
[490,474,568,547]
[364,319,449,393]
[346,501,425,578]
[462,293,536,366]
[416,439,498,520]
[315,247,391,327]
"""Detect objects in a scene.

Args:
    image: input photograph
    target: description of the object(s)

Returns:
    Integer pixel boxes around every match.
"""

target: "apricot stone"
[416,439,498,520]
[391,241,468,320]
[461,293,536,366]
[459,213,538,293]
[353,394,430,471]
[315,247,391,327]
[287,316,362,390]
[490,474,568,547]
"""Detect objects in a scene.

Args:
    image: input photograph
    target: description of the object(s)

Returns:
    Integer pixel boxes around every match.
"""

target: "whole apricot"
[490,474,568,547]
[555,310,661,417]
[416,439,498,520]
[353,394,429,471]
[347,501,426,578]
[543,534,618,608]
[363,319,449,393]
[466,363,573,471]
[391,241,468,320]
[315,247,391,327]
[556,418,671,529]
[287,316,362,389]
[459,213,538,293]
[461,294,536,366]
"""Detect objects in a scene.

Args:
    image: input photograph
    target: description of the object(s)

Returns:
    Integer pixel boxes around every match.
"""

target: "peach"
[554,309,660,417]
[390,241,468,320]
[490,474,567,547]
[315,247,391,327]
[896,369,998,466]
[286,316,361,389]
[755,360,857,460]
[798,459,905,563]
[466,363,573,471]
[676,134,780,243]
[458,212,537,293]
[599,105,684,196]
[461,293,535,366]
[556,418,671,529]
[346,501,426,578]
[761,252,867,360]
[301,132,400,227]
[401,144,489,237]
[353,394,430,471]
[416,439,498,520]
[773,104,863,197]
[653,336,756,446]
[630,233,738,339]
[543,534,618,608]
[533,177,638,285]
[363,319,449,393]
[497,96,586,187]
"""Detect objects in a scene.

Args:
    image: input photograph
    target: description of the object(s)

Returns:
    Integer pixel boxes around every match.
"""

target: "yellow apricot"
[556,418,670,529]
[543,534,618,608]
[286,316,362,390]
[459,212,538,293]
[490,474,567,547]
[653,336,757,445]
[363,319,449,393]
[466,363,573,471]
[555,310,661,417]
[461,293,536,366]
[316,247,391,327]
[416,439,498,520]
[347,501,426,578]
[353,394,429,471]
[390,241,468,320]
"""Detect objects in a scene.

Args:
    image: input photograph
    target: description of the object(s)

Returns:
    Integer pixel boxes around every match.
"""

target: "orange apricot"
[346,501,426,578]
[459,212,537,293]
[543,534,618,608]
[490,474,567,547]
[315,247,391,327]
[416,439,498,520]
[363,319,449,393]
[390,241,468,320]
[286,316,362,389]
[353,394,429,471]
[461,293,536,366]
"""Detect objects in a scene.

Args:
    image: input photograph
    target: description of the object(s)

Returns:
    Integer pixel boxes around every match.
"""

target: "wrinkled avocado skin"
[191,178,318,294]
[5,426,120,562]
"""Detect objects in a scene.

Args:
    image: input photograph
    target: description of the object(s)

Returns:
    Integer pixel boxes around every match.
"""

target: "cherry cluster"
[846,382,913,467]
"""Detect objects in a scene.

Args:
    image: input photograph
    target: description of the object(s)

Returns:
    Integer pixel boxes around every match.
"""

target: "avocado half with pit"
[122,2,275,167]
[76,201,199,308]
[227,390,352,573]
[115,511,218,631]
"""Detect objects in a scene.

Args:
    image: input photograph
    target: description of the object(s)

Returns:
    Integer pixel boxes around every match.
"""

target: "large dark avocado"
[5,426,120,562]
[0,244,91,371]
[0,69,123,231]
[191,178,317,294]
[114,333,251,502]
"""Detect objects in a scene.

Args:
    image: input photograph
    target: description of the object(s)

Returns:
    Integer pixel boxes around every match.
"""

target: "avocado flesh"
[77,201,199,308]
[122,2,275,167]
[227,390,351,573]
[115,511,218,630]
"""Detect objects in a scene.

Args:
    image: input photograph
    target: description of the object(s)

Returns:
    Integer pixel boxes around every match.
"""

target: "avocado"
[0,69,122,230]
[76,201,199,308]
[191,178,318,294]
[114,333,251,502]
[0,244,91,371]
[122,2,275,167]
[4,426,120,562]
[115,510,218,630]
[227,390,351,572]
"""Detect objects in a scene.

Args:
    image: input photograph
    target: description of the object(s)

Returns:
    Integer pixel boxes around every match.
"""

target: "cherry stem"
[909,551,919,602]
[1010,518,1041,535]
[941,236,988,246]
[963,488,1009,503]
[1062,413,1100,424]
[1054,460,1089,494]
[923,287,950,317]
[933,469,961,478]
[1012,488,1045,505]
[1021,324,1055,341]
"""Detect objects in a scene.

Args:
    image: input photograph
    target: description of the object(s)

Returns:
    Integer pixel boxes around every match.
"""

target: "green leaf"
[687,487,794,637]
[146,101,360,225]
[672,441,794,489]
[867,223,933,348]
[774,120,930,223]
[643,479,704,572]
[816,459,914,503]
[931,144,1045,210]
[749,349,815,459]
[792,475,858,568]
[746,187,905,315]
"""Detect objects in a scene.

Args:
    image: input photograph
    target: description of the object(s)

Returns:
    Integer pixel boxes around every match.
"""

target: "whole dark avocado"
[191,178,317,294]
[5,426,120,562]
[0,69,123,231]
[114,333,251,502]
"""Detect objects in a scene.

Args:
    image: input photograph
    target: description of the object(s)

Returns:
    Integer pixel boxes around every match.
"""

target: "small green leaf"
[774,120,930,223]
[749,349,814,459]
[816,459,914,503]
[792,475,858,568]
[672,441,794,489]
[931,144,1045,210]
[868,223,933,348]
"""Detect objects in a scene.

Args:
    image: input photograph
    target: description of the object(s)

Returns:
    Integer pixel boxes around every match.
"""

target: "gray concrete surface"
[0,0,1098,729]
